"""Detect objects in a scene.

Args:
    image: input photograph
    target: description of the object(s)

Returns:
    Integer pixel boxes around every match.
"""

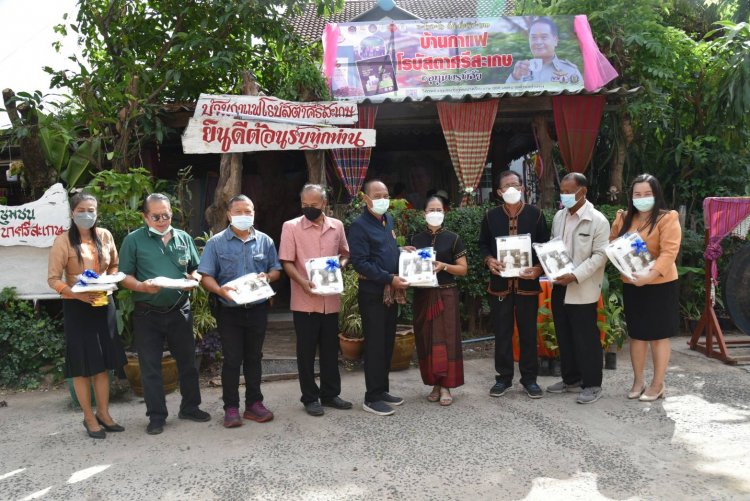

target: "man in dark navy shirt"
[348,180,410,416]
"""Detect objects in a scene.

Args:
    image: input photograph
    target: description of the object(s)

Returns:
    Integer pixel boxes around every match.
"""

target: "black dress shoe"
[304,401,325,416]
[321,396,353,410]
[178,408,211,422]
[146,420,164,435]
[96,414,125,432]
[83,420,106,439]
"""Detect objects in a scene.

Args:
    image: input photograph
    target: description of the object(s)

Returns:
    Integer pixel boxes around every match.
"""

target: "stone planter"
[123,354,178,397]
[338,333,364,361]
[390,325,415,371]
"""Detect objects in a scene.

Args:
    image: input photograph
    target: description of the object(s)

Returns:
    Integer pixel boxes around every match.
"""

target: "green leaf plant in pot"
[338,268,364,361]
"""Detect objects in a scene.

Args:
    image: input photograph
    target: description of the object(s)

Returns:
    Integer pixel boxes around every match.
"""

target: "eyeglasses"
[500,183,522,191]
[149,213,172,222]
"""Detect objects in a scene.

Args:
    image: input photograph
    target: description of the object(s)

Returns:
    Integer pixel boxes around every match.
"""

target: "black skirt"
[63,297,127,378]
[623,280,680,341]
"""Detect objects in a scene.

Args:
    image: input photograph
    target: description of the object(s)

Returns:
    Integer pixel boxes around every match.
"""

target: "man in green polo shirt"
[120,193,210,435]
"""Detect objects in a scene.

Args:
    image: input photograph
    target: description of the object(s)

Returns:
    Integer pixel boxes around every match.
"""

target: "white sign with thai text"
[195,94,358,125]
[0,183,70,247]
[182,118,376,154]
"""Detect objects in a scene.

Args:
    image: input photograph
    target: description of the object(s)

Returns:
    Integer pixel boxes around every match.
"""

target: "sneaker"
[363,400,395,416]
[223,407,242,428]
[546,380,583,394]
[381,392,404,406]
[321,396,353,410]
[489,381,512,397]
[304,401,325,417]
[146,419,164,435]
[523,382,543,399]
[577,386,603,404]
[178,407,211,422]
[244,401,274,422]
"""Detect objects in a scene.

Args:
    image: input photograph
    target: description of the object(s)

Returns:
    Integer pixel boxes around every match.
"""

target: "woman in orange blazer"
[610,174,681,402]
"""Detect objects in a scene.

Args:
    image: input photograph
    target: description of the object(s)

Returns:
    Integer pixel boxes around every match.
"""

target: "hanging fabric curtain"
[703,197,750,283]
[551,95,605,173]
[437,99,499,205]
[330,104,378,198]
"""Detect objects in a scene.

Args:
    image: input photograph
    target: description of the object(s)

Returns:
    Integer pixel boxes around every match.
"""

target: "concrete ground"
[1,339,749,501]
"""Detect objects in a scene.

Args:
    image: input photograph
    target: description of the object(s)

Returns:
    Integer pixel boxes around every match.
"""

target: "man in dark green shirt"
[120,193,209,435]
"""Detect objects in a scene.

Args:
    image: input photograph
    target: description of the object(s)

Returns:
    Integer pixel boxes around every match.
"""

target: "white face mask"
[231,215,254,231]
[149,226,172,237]
[501,186,522,205]
[370,198,390,216]
[425,212,444,226]
[633,197,655,212]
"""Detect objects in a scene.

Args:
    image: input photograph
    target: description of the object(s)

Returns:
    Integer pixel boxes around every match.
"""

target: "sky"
[0,0,79,128]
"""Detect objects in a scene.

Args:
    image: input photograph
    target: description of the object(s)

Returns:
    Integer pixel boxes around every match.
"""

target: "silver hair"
[300,184,327,201]
[142,193,171,212]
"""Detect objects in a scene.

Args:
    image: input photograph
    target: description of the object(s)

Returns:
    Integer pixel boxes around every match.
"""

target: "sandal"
[427,385,440,402]
[439,388,453,406]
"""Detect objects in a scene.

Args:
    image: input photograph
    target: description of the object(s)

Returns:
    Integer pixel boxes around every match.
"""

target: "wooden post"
[532,115,555,210]
[204,72,260,234]
[304,150,327,187]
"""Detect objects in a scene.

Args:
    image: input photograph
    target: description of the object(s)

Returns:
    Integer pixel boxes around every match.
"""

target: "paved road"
[1,343,749,500]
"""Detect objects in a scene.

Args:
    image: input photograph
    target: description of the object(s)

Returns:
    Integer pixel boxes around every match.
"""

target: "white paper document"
[605,233,655,281]
[533,238,576,280]
[224,273,275,305]
[305,256,344,296]
[399,247,437,287]
[496,234,533,278]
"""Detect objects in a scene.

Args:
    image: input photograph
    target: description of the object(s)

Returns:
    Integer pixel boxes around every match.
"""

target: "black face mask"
[302,207,323,221]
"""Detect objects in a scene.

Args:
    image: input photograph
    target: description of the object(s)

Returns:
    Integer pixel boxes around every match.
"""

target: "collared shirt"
[47,228,118,295]
[278,215,349,313]
[562,209,581,252]
[506,55,583,84]
[348,208,400,295]
[119,226,200,308]
[198,226,282,306]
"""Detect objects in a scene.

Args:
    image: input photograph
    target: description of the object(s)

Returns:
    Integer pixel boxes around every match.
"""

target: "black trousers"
[551,286,602,388]
[293,312,341,404]
[492,293,539,385]
[133,301,201,421]
[359,291,398,403]
[218,303,268,409]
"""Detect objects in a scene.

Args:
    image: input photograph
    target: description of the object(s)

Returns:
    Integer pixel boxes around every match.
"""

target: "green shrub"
[0,288,64,388]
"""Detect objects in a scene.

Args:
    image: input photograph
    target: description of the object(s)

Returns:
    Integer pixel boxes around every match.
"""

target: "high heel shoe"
[96,414,125,432]
[639,385,665,402]
[627,384,646,399]
[83,420,106,439]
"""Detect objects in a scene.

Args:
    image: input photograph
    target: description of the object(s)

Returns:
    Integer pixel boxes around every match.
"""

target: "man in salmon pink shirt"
[279,184,353,416]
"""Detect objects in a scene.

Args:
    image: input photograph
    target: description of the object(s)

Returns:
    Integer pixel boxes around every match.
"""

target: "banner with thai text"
[195,94,359,125]
[182,117,376,154]
[0,183,70,247]
[323,16,586,101]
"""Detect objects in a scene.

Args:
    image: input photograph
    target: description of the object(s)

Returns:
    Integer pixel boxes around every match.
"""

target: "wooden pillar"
[304,150,327,187]
[204,71,259,234]
[532,115,555,210]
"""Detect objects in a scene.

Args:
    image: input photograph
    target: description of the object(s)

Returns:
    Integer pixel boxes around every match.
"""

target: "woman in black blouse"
[410,196,468,405]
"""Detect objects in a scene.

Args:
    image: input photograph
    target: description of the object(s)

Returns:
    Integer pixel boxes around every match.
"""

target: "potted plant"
[6,160,23,182]
[599,291,627,370]
[338,268,364,360]
[537,297,560,376]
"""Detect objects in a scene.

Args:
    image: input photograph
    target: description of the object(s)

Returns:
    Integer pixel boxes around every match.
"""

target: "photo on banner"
[326,16,585,101]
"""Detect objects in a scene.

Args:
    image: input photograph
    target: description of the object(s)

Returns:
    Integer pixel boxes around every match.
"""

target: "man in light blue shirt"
[199,195,282,428]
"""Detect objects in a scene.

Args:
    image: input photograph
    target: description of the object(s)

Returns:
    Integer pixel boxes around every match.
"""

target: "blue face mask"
[560,188,582,209]
[633,197,655,212]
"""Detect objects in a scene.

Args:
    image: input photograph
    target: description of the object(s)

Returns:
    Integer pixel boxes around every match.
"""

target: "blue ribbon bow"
[75,269,100,286]
[325,258,340,272]
[631,238,648,255]
[417,249,432,260]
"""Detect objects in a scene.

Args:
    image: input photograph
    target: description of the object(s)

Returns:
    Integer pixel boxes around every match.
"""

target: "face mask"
[425,212,444,226]
[230,215,254,231]
[301,207,323,221]
[633,196,655,212]
[560,188,582,209]
[370,198,390,216]
[149,225,173,237]
[73,212,97,230]
[501,186,522,205]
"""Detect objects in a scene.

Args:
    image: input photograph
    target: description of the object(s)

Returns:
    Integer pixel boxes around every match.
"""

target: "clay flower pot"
[123,354,178,397]
[338,333,364,361]
[390,325,415,371]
